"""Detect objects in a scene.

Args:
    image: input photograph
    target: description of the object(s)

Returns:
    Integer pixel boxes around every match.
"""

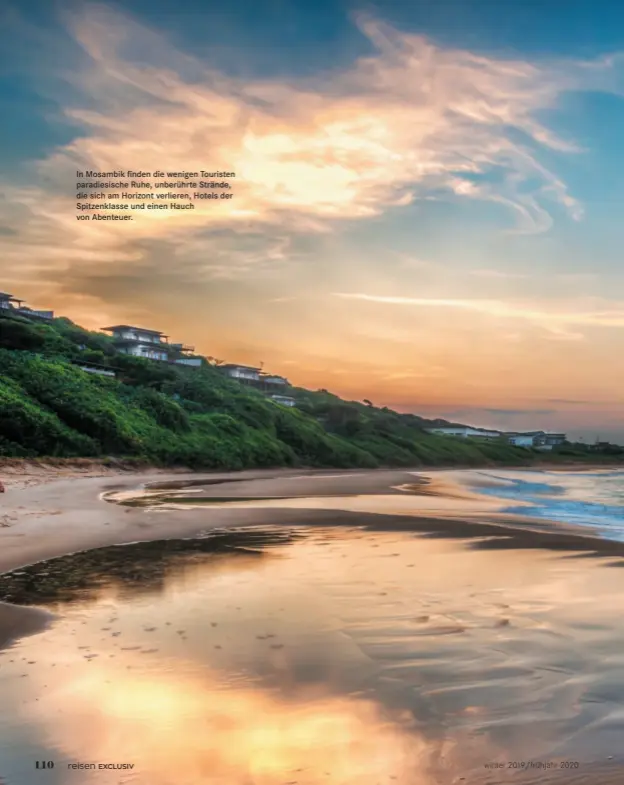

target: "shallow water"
[109,468,624,543]
[1,516,624,784]
[459,469,624,541]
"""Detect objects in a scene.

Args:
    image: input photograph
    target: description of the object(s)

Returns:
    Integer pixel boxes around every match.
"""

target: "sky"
[2,0,624,442]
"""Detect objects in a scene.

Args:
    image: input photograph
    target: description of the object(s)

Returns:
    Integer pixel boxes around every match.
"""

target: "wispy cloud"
[331,292,624,339]
[470,269,529,280]
[2,3,624,307]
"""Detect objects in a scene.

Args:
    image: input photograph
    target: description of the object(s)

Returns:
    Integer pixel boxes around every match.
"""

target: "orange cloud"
[2,2,622,286]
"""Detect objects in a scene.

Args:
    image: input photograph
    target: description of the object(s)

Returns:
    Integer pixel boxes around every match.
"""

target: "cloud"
[2,2,624,305]
[470,269,529,279]
[331,292,624,339]
[479,407,556,416]
[545,398,594,405]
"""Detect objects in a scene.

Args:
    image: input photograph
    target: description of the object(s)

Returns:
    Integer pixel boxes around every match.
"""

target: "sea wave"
[468,470,624,541]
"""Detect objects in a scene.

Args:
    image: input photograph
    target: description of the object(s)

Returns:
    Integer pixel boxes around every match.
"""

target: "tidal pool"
[0,523,623,784]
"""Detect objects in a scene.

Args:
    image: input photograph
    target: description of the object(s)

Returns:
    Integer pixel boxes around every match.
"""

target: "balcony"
[169,343,195,354]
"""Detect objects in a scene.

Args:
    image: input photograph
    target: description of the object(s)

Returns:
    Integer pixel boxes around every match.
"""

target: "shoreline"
[0,464,623,578]
[2,456,623,493]
[1,462,624,689]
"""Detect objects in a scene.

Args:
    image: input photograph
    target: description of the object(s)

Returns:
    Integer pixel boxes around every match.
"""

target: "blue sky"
[2,0,624,441]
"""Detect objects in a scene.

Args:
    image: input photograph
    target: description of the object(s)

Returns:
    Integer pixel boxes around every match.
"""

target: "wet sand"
[2,466,624,638]
[3,466,624,576]
[1,467,624,784]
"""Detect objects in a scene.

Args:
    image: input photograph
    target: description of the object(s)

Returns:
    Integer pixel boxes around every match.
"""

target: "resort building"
[507,433,536,447]
[102,325,170,361]
[535,432,567,450]
[101,325,199,366]
[220,364,296,406]
[429,426,567,449]
[269,394,296,407]
[427,426,502,440]
[75,364,117,377]
[174,357,203,367]
[259,374,290,393]
[221,364,262,383]
[506,431,567,449]
[0,291,15,311]
[0,291,54,321]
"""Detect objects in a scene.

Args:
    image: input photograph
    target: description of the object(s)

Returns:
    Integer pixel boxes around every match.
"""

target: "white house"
[78,365,116,377]
[534,432,567,450]
[102,325,170,360]
[221,364,262,382]
[175,357,203,367]
[101,326,199,366]
[270,394,296,407]
[427,426,501,440]
[261,374,288,387]
[505,431,567,449]
[0,291,54,320]
[0,292,17,311]
[507,434,536,447]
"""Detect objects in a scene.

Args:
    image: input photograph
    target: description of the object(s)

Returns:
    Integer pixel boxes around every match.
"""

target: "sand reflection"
[31,662,438,785]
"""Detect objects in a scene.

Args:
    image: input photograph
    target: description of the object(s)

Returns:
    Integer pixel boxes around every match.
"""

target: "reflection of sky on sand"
[28,665,437,785]
[2,527,624,783]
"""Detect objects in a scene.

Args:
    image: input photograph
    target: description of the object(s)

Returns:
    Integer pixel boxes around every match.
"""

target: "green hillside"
[0,314,607,469]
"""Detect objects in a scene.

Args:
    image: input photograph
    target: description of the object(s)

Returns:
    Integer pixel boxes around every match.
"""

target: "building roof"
[221,363,262,371]
[102,325,167,337]
[0,292,14,299]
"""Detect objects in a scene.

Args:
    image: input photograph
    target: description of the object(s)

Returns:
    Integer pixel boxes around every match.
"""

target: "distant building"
[536,432,567,450]
[76,364,116,377]
[0,292,17,311]
[427,426,501,440]
[221,364,262,382]
[175,357,203,367]
[269,394,296,407]
[0,291,54,320]
[505,431,567,449]
[507,433,539,447]
[220,364,296,405]
[259,373,290,393]
[102,325,170,360]
[102,325,198,366]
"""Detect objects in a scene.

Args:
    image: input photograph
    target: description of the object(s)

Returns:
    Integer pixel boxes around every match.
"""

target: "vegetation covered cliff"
[0,315,617,469]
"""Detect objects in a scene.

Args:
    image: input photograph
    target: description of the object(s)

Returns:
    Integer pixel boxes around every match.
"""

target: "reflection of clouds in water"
[31,663,440,785]
[9,522,624,784]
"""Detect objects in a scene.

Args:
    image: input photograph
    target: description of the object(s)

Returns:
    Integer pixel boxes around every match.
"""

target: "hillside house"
[536,432,567,450]
[221,364,262,383]
[221,364,297,406]
[427,426,501,440]
[507,433,536,447]
[269,394,296,407]
[506,431,567,449]
[102,325,198,366]
[259,373,290,392]
[0,292,17,311]
[0,291,54,320]
[102,325,170,360]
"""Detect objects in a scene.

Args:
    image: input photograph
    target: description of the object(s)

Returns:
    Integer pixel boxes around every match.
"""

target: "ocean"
[462,469,624,541]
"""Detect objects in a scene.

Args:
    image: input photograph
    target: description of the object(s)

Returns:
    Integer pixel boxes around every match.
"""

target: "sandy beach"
[2,461,624,577]
[1,463,624,784]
